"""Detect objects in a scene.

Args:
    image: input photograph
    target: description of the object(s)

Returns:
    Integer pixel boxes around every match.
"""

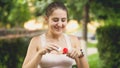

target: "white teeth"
[54,26,61,31]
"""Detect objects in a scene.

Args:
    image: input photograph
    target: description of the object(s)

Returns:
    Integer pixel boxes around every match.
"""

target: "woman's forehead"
[50,9,67,18]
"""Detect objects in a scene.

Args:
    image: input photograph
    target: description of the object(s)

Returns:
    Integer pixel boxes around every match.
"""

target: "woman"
[22,1,89,68]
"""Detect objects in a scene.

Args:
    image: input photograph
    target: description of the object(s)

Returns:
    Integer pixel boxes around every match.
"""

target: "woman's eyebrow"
[62,18,67,19]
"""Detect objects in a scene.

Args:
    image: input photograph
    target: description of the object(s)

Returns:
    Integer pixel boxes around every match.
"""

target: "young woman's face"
[47,9,67,35]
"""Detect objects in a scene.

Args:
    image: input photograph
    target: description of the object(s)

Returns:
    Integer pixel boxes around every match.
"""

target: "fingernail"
[58,47,61,51]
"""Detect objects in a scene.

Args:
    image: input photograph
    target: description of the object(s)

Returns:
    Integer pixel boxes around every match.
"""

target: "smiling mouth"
[54,26,62,31]
[55,27,61,31]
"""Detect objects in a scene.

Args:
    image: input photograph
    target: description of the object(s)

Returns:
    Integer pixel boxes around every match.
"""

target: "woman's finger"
[44,43,60,53]
[70,49,78,59]
[48,43,60,51]
[66,48,81,59]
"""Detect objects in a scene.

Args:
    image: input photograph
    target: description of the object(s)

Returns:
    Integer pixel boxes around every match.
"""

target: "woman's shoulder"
[29,34,44,47]
[67,34,79,41]
[31,33,45,41]
[31,35,41,42]
[66,34,80,47]
[68,35,85,49]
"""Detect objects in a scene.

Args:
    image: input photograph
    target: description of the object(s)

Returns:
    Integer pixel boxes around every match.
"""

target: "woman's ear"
[43,16,48,24]
[44,16,48,21]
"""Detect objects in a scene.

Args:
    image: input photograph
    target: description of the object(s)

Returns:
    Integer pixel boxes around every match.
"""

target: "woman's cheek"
[62,23,67,28]
[62,24,65,28]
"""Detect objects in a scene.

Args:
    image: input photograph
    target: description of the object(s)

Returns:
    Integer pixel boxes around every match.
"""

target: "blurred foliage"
[0,29,45,68]
[96,25,120,68]
[88,53,103,68]
[0,0,120,27]
[0,0,31,27]
[33,0,88,20]
[0,37,30,68]
[0,0,88,27]
[90,0,120,24]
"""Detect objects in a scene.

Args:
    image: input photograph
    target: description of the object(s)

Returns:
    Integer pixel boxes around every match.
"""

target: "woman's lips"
[54,26,61,31]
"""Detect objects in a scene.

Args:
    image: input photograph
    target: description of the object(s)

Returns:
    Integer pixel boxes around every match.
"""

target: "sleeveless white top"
[38,34,75,68]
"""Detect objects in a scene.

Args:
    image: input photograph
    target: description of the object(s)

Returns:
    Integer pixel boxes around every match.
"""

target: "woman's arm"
[22,36,59,68]
[76,56,89,68]
[22,37,43,68]
[76,38,89,68]
[70,35,89,68]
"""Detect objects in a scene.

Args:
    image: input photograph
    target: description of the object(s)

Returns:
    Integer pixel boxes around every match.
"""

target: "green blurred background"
[0,0,120,68]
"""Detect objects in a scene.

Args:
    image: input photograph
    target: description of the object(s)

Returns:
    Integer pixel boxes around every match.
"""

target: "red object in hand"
[63,48,68,54]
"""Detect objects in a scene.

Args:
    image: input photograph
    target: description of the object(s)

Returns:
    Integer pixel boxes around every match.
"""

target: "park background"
[0,0,120,68]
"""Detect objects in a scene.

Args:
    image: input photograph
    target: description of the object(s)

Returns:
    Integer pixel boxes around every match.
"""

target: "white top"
[38,34,75,68]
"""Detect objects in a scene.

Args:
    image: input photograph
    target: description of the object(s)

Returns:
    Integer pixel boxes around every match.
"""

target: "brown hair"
[45,1,68,17]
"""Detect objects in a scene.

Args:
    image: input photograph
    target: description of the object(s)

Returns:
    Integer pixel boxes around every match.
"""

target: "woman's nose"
[57,21,63,27]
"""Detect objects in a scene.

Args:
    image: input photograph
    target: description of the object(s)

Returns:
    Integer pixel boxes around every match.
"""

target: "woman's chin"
[54,31,63,35]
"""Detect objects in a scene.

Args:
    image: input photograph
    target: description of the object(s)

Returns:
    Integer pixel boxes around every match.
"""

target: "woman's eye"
[61,18,66,22]
[53,18,59,22]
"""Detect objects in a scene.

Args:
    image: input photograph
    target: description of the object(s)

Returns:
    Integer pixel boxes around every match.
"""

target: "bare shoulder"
[29,35,42,50]
[31,35,41,43]
[30,36,40,44]
[68,35,78,41]
[68,35,80,48]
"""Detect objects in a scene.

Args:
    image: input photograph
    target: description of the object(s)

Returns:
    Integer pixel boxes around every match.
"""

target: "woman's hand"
[39,43,59,55]
[66,48,82,59]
